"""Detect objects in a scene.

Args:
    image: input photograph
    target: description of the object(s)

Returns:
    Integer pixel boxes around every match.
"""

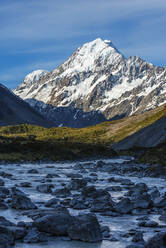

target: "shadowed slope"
[0,84,53,127]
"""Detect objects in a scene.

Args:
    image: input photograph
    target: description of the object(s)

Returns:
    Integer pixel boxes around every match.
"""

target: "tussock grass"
[0,103,165,162]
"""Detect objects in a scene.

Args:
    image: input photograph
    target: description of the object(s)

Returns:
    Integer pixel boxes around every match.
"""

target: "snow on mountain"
[14,38,166,127]
[57,38,123,77]
[24,70,49,84]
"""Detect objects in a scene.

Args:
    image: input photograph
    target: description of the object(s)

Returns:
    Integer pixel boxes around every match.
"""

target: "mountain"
[113,112,166,150]
[14,38,166,127]
[0,83,53,127]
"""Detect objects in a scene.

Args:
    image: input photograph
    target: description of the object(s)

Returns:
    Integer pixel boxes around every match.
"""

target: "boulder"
[23,228,47,243]
[27,169,39,174]
[0,225,15,248]
[132,231,145,243]
[114,198,133,214]
[132,192,152,209]
[11,187,37,210]
[52,187,71,197]
[70,196,88,210]
[106,186,122,192]
[81,186,110,200]
[36,184,54,193]
[34,211,73,236]
[68,178,87,190]
[153,194,166,208]
[0,171,12,179]
[68,213,102,242]
[66,173,83,178]
[0,187,10,198]
[44,197,59,207]
[0,179,4,186]
[149,187,160,200]
[138,220,158,227]
[45,173,60,178]
[145,232,166,248]
[20,182,32,188]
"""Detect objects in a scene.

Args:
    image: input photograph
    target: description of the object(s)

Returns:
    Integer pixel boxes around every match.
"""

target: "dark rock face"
[68,214,102,242]
[145,232,166,248]
[11,187,37,210]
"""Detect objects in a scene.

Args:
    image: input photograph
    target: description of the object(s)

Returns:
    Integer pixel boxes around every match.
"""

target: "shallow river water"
[0,158,166,248]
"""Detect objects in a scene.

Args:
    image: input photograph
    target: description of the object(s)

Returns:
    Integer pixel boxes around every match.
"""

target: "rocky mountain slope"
[0,83,53,127]
[14,38,166,127]
[113,115,166,150]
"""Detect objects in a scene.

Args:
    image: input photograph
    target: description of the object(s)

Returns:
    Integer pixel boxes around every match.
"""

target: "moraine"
[0,158,166,247]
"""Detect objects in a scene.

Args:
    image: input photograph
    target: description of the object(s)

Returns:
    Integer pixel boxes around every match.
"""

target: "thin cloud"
[0,0,166,41]
[0,60,63,88]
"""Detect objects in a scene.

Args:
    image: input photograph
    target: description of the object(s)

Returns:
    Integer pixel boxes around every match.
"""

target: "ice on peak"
[79,38,115,51]
[61,38,123,76]
[24,70,49,83]
[104,39,111,44]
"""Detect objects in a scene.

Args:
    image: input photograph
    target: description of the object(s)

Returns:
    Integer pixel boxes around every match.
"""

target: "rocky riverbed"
[0,157,166,247]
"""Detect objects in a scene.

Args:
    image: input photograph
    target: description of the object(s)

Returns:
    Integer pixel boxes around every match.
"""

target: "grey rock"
[132,231,144,243]
[27,169,39,174]
[36,184,54,193]
[0,179,4,186]
[132,192,152,209]
[0,225,15,248]
[34,211,73,236]
[11,187,37,210]
[138,220,158,227]
[44,197,59,207]
[68,178,87,190]
[114,198,133,214]
[23,228,47,243]
[52,187,71,197]
[145,232,166,248]
[68,213,102,242]
[20,182,32,188]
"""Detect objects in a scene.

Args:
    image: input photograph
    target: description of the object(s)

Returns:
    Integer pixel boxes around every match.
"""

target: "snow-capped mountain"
[14,38,166,127]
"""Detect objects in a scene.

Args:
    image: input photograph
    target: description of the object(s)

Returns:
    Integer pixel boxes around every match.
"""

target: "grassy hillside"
[0,103,166,162]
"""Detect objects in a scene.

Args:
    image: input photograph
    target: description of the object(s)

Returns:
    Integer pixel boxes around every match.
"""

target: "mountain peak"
[78,38,119,54]
[60,38,123,76]
[14,38,166,128]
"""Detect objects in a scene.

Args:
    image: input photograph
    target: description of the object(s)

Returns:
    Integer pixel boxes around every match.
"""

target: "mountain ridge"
[14,38,166,127]
[0,83,53,127]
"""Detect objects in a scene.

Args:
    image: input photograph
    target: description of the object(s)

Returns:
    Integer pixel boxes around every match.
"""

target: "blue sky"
[0,0,166,88]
